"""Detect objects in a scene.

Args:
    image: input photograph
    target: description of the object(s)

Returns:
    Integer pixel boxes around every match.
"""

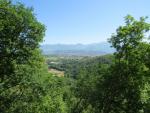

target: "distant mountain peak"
[40,42,115,56]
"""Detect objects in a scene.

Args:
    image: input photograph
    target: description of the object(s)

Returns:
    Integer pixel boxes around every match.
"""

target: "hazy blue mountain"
[40,42,115,56]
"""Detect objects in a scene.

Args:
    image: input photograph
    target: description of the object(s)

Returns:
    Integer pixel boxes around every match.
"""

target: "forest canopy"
[0,0,150,113]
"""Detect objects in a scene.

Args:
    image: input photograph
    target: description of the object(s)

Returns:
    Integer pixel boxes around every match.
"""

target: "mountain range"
[40,42,115,56]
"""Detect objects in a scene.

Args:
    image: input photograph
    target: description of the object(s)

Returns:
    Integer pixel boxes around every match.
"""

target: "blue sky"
[16,0,150,44]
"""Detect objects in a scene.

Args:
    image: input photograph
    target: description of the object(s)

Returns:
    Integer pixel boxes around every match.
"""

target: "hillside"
[41,42,115,56]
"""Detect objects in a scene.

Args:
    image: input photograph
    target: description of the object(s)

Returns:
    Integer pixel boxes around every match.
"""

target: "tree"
[0,0,45,87]
[0,1,72,112]
[0,0,46,112]
[102,15,150,113]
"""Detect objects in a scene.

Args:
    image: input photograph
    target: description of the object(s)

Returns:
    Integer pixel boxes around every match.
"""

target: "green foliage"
[0,1,69,113]
[1,1,150,112]
[105,15,150,113]
[66,15,150,113]
[0,0,45,85]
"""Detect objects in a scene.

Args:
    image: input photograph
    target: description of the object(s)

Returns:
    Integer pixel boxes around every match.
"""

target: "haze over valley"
[41,42,115,56]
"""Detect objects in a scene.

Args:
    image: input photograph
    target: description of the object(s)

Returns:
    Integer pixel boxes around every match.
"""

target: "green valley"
[0,0,150,113]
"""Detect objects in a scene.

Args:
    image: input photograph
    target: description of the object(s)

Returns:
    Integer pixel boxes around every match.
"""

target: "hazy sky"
[16,0,150,44]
